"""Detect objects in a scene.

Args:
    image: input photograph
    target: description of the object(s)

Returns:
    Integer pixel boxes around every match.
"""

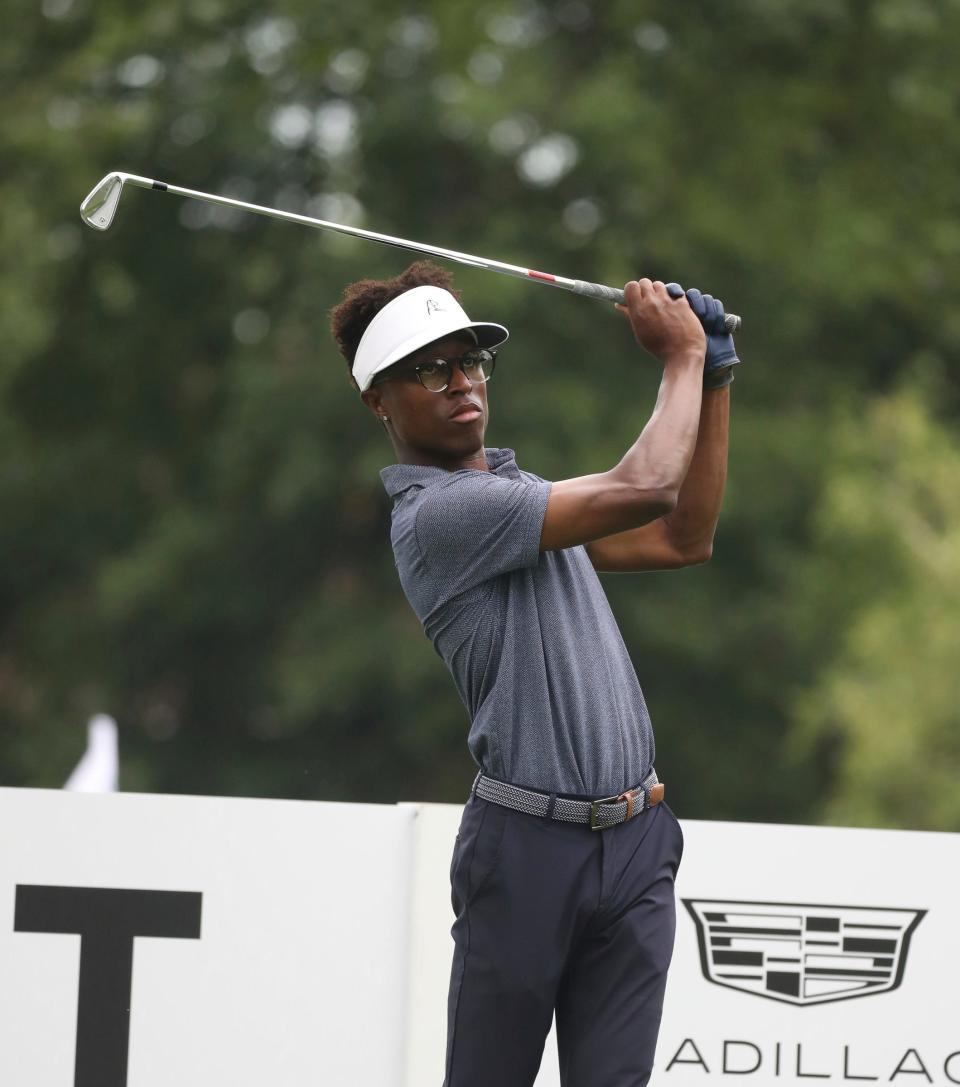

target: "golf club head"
[80,173,126,230]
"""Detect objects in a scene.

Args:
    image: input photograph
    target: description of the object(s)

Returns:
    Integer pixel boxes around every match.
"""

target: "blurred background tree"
[1,0,958,828]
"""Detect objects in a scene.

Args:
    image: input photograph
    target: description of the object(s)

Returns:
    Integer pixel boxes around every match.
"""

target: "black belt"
[473,770,664,831]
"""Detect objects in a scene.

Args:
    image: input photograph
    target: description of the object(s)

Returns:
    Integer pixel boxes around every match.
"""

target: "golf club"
[80,171,742,332]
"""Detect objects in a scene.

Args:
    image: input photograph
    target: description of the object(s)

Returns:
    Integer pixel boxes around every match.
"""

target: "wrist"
[662,347,705,372]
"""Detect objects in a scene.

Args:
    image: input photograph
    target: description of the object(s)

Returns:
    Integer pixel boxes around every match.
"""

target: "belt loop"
[621,790,635,821]
[471,771,482,799]
[544,793,557,821]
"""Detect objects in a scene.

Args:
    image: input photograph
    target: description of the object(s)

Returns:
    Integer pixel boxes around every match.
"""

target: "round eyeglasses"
[374,348,498,393]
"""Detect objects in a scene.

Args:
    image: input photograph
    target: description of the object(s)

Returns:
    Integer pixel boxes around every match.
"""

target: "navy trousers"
[443,791,683,1087]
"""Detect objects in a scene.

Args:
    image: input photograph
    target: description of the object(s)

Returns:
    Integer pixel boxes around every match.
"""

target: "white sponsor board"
[0,787,413,1087]
[1,788,958,1087]
[660,820,960,1086]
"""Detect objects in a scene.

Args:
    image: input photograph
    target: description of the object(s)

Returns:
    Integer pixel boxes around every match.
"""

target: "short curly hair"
[329,260,461,383]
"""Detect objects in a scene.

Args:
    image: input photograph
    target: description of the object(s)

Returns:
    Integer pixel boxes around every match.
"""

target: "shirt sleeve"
[414,470,551,594]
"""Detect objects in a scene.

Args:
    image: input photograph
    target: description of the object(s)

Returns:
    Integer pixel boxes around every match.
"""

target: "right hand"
[616,279,705,367]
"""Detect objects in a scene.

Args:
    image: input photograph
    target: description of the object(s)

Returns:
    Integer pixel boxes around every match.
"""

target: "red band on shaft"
[527,270,556,283]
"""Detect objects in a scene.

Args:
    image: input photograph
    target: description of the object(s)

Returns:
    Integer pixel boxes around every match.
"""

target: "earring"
[380,414,390,424]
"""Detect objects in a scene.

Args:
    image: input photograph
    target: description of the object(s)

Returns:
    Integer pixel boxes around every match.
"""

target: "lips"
[449,401,483,421]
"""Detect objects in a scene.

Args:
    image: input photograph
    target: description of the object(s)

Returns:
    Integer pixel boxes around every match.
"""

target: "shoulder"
[415,467,519,527]
[518,467,549,486]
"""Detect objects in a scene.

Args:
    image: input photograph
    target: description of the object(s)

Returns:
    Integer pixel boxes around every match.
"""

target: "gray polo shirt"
[380,446,654,796]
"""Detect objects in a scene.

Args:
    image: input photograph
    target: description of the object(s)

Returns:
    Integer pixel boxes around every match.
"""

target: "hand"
[666,283,740,389]
[616,279,705,368]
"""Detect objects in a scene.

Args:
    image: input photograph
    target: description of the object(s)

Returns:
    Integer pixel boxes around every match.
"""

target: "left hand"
[666,283,739,389]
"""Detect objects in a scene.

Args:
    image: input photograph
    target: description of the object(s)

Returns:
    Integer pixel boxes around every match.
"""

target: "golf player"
[330,261,735,1086]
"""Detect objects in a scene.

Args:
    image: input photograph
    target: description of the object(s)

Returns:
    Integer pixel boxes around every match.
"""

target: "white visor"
[352,285,509,392]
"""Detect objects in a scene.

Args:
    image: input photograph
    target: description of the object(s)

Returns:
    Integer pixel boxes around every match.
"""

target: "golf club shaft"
[87,173,742,332]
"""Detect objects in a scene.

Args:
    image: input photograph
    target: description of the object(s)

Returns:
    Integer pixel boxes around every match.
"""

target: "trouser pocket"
[450,797,508,914]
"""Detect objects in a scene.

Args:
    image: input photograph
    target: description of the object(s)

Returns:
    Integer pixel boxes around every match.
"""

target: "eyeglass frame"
[370,346,498,393]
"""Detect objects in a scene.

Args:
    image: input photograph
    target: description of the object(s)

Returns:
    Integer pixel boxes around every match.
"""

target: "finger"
[702,294,722,335]
[685,287,705,317]
[624,278,654,297]
[710,297,727,335]
[652,279,668,296]
[622,280,642,306]
[665,282,685,300]
[700,293,726,334]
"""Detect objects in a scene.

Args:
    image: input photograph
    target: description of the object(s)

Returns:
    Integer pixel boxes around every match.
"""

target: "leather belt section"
[474,770,663,831]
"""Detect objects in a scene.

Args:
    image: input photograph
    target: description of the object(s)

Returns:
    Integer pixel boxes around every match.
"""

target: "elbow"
[679,541,713,566]
[644,486,680,520]
[688,542,713,565]
[606,466,680,523]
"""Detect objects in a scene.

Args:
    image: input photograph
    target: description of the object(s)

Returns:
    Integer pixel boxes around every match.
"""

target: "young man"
[330,261,736,1087]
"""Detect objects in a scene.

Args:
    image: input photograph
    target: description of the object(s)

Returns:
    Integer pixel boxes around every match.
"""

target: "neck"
[393,440,490,473]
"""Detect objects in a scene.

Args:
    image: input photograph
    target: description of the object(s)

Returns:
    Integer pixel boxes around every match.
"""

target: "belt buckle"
[589,793,623,831]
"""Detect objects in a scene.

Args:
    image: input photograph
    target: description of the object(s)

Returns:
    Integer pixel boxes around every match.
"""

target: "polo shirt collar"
[380,447,520,497]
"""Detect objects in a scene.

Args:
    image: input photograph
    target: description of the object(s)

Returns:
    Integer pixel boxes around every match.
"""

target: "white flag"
[64,714,119,792]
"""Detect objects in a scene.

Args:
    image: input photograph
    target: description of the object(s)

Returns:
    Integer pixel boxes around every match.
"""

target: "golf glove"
[666,283,739,389]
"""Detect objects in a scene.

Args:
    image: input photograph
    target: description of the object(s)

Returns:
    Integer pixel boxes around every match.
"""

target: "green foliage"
[2,0,959,826]
[792,377,960,829]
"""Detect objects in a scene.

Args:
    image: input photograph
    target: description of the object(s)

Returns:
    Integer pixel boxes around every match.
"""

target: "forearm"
[661,384,730,555]
[541,280,709,553]
[608,351,705,504]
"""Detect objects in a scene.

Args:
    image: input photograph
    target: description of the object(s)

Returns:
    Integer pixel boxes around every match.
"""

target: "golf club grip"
[573,279,742,333]
[572,279,624,304]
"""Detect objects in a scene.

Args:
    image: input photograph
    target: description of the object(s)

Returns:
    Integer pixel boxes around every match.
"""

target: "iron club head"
[80,173,127,231]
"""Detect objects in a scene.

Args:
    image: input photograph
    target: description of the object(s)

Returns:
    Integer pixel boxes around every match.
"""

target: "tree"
[793,376,960,830]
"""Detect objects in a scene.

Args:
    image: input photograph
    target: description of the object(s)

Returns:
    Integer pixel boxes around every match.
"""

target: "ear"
[360,387,387,419]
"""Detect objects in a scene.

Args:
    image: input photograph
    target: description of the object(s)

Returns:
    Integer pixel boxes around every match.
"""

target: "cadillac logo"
[683,899,925,1007]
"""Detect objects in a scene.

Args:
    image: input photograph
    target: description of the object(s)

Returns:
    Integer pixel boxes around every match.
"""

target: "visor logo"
[425,298,447,315]
[683,898,925,1006]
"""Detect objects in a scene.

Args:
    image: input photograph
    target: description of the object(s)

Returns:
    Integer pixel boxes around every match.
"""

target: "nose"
[446,359,475,394]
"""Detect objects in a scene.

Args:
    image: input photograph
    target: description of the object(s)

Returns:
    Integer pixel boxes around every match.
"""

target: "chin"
[431,425,486,458]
